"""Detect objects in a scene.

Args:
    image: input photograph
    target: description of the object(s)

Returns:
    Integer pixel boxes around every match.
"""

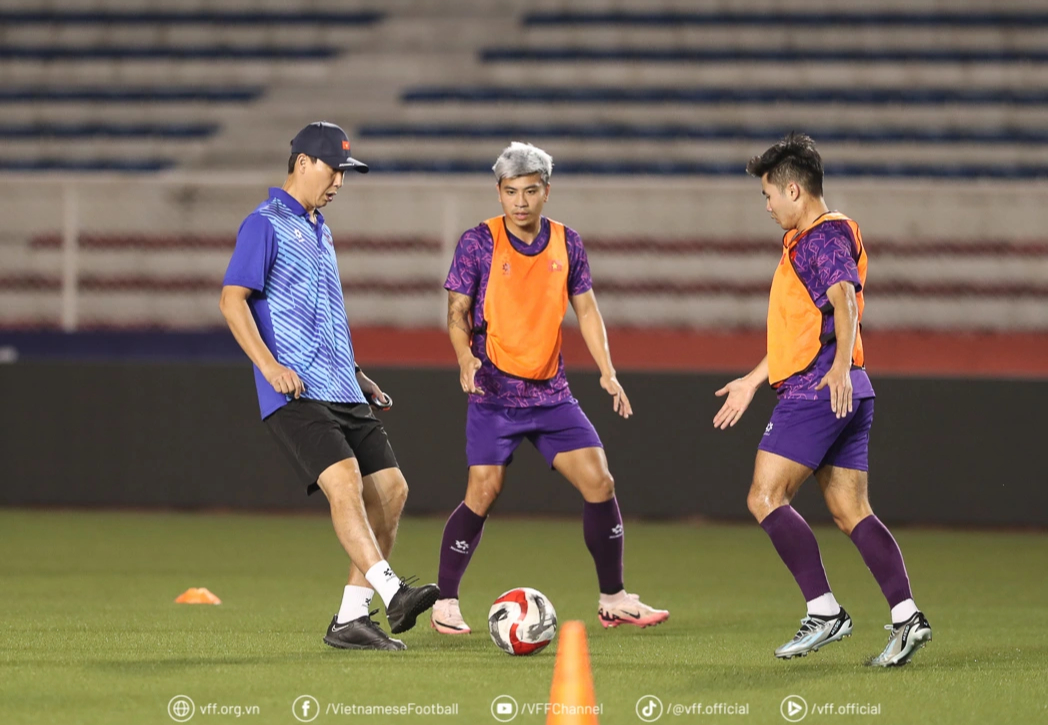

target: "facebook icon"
[292,695,319,722]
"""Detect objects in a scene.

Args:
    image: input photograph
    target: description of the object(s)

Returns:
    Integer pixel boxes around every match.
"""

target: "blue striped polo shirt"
[223,187,365,418]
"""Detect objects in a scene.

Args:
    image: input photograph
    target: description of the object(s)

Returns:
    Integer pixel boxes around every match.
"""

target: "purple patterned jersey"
[445,217,593,407]
[776,219,876,401]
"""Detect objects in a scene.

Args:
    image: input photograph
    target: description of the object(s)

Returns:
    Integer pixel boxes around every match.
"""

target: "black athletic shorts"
[264,399,399,495]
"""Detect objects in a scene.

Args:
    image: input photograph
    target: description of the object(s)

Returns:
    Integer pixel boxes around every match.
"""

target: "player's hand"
[264,363,305,399]
[356,370,390,407]
[601,374,632,419]
[815,363,853,418]
[713,377,757,429]
[458,354,484,395]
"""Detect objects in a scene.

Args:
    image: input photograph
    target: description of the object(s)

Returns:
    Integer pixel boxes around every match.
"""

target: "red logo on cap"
[342,140,351,150]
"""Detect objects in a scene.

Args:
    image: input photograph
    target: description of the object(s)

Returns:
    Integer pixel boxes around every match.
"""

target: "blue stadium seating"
[0,123,218,140]
[402,87,1048,105]
[523,11,1048,28]
[0,10,383,25]
[0,159,173,172]
[360,124,1048,145]
[4,4,1046,178]
[481,49,1048,64]
[366,159,1048,179]
[0,88,263,104]
[0,47,337,60]
[0,7,366,172]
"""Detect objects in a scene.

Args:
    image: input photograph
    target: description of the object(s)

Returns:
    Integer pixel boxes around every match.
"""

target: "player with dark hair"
[714,133,932,666]
[430,142,668,635]
[220,122,439,651]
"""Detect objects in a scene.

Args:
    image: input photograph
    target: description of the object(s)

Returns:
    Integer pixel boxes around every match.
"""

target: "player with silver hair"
[492,141,553,185]
[431,142,669,636]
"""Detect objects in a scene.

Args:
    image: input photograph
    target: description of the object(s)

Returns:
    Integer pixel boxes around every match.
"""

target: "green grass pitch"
[1,510,1046,724]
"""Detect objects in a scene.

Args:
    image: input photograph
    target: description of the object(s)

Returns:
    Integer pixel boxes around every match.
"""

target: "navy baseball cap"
[290,121,369,174]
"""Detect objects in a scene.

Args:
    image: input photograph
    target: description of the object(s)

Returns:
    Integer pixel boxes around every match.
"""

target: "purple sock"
[437,502,486,599]
[583,497,625,595]
[849,514,913,608]
[760,506,833,602]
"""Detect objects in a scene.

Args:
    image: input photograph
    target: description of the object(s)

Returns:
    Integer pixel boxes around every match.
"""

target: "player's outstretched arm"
[713,356,768,429]
[570,290,632,419]
[219,285,305,398]
[448,290,483,394]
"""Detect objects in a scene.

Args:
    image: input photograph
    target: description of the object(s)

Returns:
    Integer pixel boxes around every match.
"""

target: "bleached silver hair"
[492,142,554,185]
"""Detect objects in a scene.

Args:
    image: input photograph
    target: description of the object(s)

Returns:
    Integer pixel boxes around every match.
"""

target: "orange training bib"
[481,216,569,381]
[767,212,867,386]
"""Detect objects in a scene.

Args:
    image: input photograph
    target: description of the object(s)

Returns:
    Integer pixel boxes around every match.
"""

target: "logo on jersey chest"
[499,259,564,276]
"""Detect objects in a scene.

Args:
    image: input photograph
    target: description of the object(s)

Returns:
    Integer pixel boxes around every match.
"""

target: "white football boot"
[598,591,670,629]
[430,597,471,635]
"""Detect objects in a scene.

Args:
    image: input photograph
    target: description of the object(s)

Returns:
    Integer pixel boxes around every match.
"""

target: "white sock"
[891,598,918,624]
[336,585,374,624]
[599,590,628,607]
[364,560,402,607]
[806,592,841,617]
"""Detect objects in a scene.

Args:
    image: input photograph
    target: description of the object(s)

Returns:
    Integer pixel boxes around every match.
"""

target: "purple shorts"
[758,397,875,472]
[466,401,603,468]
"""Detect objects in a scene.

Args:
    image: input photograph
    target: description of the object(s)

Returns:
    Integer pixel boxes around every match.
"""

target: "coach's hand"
[713,377,758,429]
[265,363,305,399]
[816,363,853,418]
[459,354,484,395]
[356,371,390,407]
[601,375,632,419]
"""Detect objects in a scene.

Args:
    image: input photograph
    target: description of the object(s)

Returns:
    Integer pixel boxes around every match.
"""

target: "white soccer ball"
[488,587,558,656]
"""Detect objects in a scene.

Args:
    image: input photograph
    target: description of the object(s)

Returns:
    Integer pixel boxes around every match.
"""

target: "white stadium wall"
[1,176,1046,331]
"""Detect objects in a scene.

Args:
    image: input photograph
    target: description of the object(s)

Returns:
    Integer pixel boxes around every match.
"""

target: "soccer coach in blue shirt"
[220,122,439,651]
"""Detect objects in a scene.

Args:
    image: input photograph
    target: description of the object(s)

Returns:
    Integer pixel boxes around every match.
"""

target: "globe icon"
[168,696,194,722]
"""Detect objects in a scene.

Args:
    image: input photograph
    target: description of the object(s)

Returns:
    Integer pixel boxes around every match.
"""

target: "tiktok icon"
[636,694,664,722]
